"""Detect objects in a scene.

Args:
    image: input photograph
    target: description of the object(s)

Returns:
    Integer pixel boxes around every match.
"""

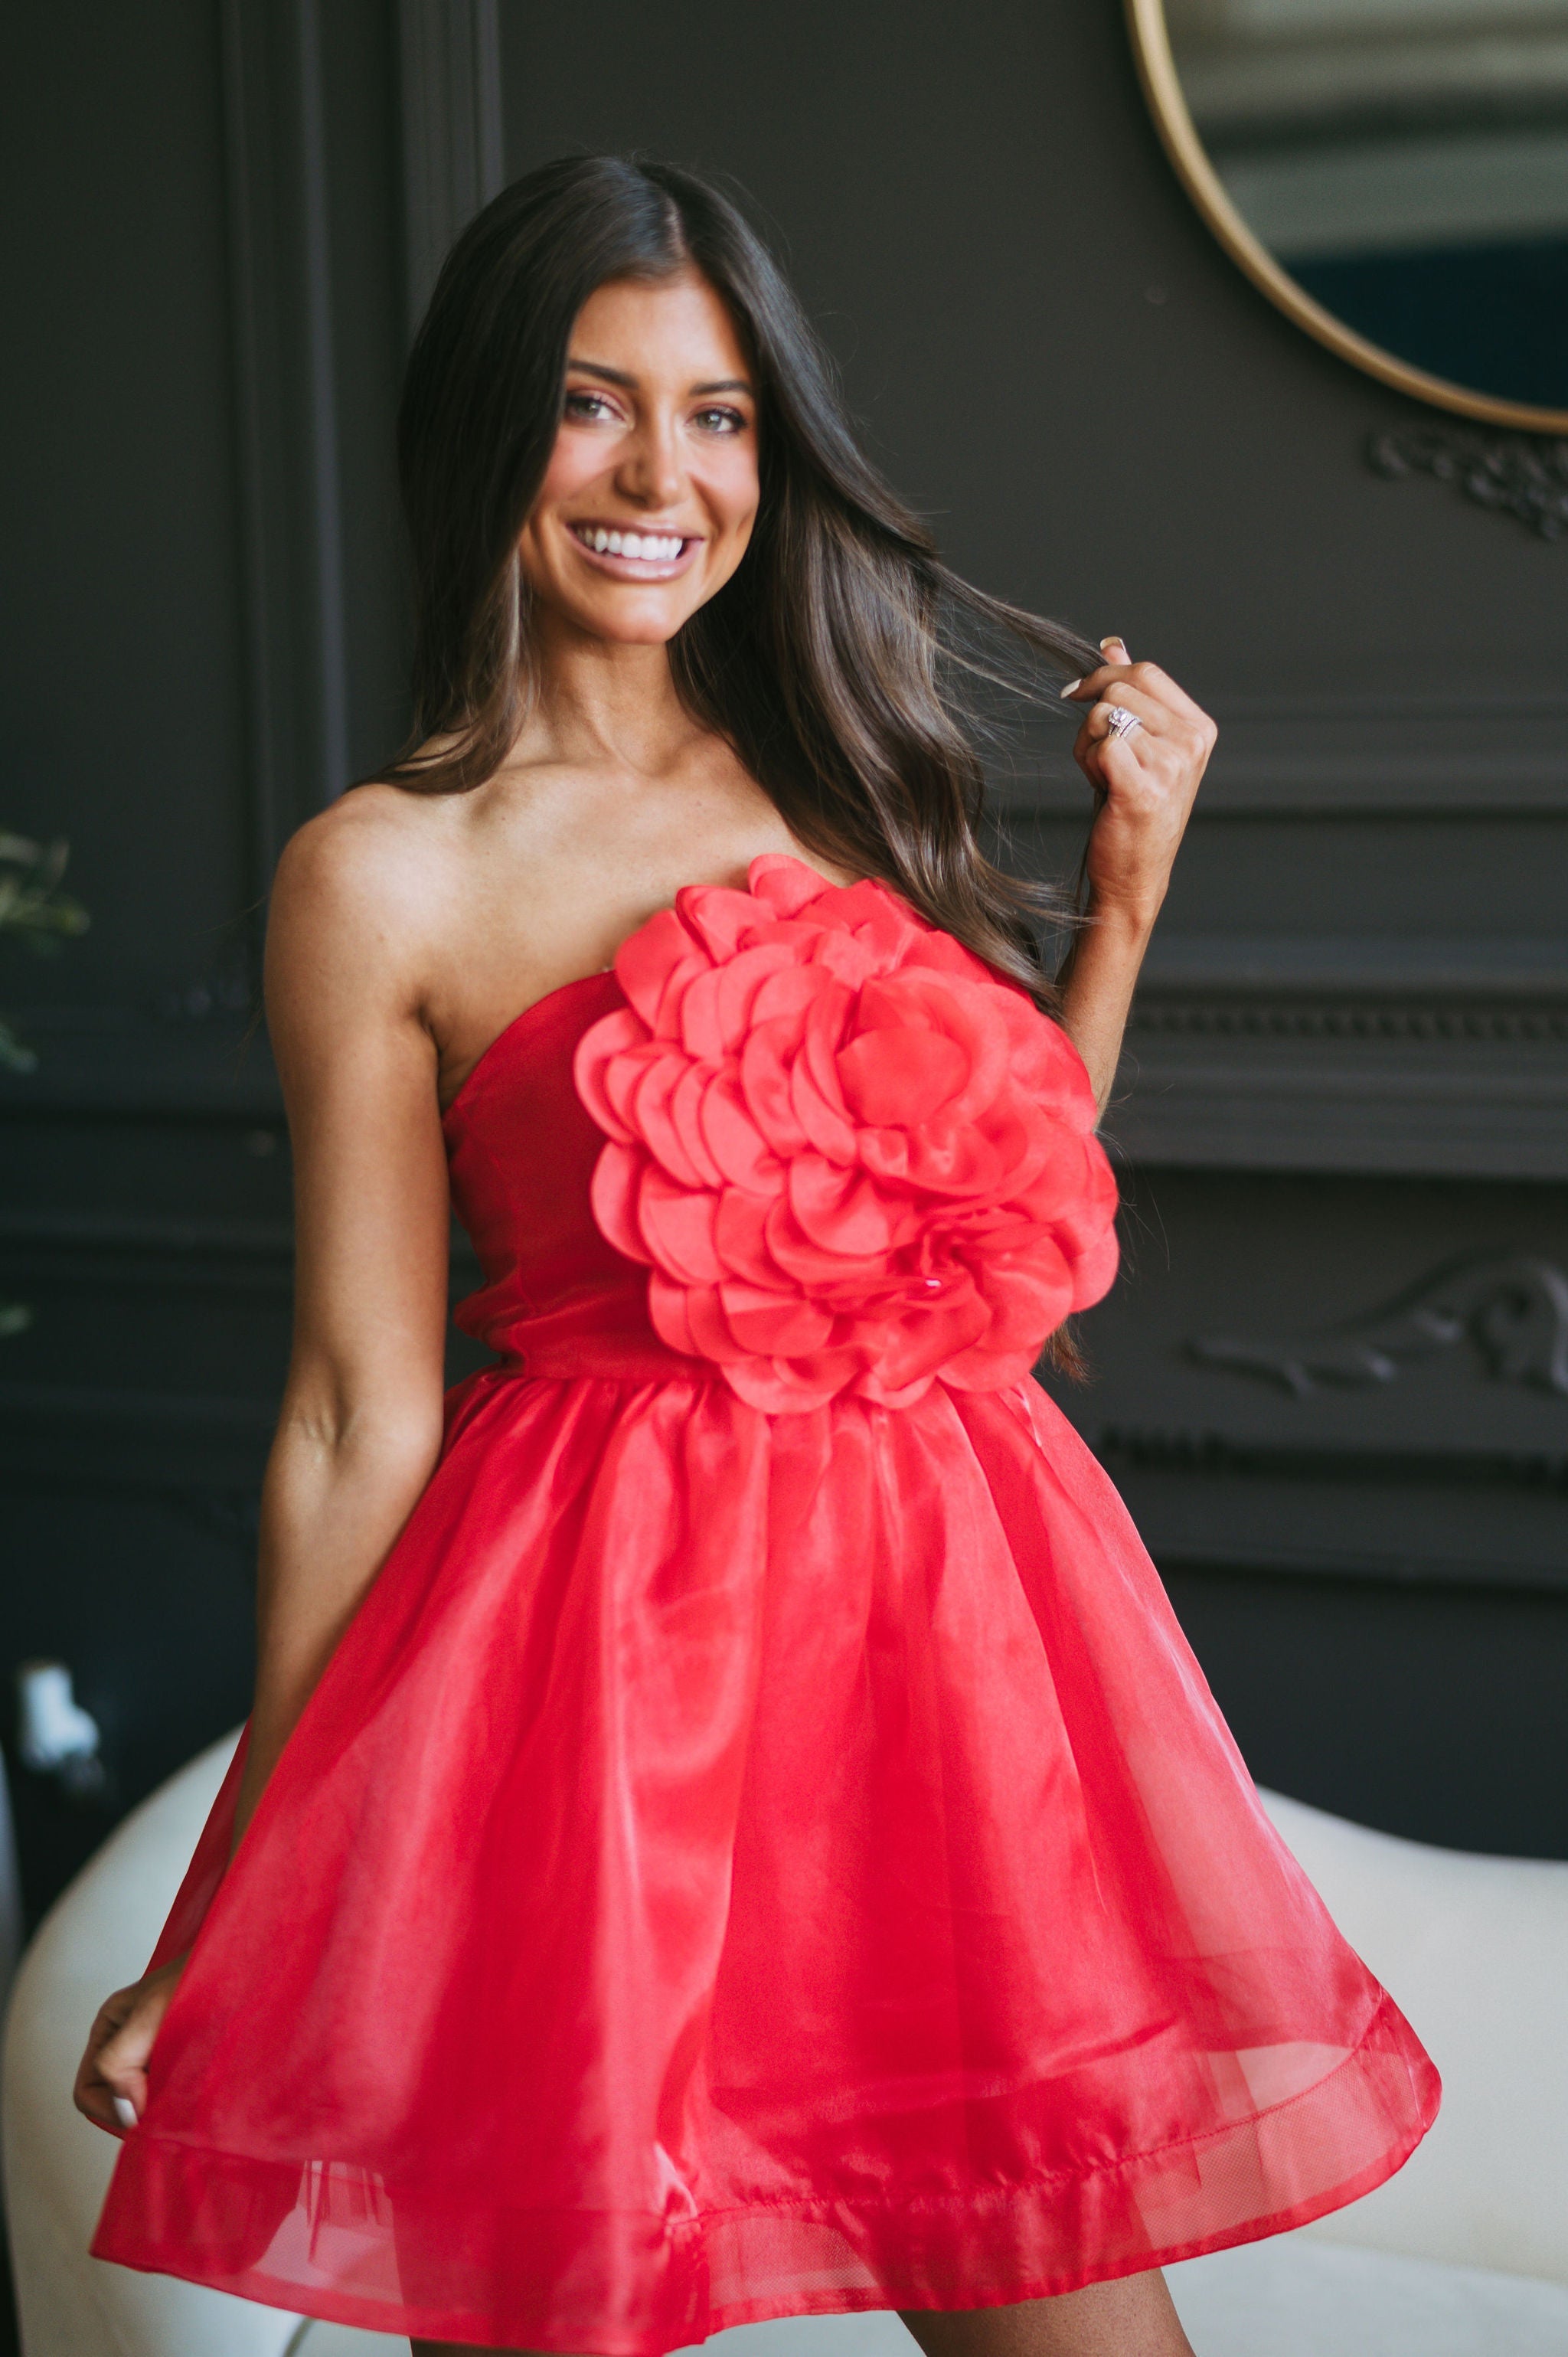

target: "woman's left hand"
[1063,637,1216,926]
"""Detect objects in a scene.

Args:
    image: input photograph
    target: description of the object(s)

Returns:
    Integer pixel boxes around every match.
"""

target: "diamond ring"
[1103,704,1142,740]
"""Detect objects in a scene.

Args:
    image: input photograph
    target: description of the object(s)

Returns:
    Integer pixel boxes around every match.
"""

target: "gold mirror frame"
[1125,0,1568,435]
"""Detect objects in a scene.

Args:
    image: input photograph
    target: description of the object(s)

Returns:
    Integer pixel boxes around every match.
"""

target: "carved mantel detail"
[1369,427,1568,540]
[1191,1254,1568,1400]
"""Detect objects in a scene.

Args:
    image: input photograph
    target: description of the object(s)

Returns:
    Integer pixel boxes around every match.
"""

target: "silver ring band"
[1103,704,1142,741]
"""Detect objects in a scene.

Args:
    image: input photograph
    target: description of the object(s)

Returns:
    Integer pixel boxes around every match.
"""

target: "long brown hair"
[389,154,1099,1003]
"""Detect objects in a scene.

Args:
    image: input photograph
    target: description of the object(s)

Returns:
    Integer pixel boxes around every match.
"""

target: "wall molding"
[1106,1049,1568,1178]
[1191,1253,1568,1399]
[1131,933,1568,999]
[397,0,505,338]
[1135,1001,1568,1046]
[1091,1427,1568,1594]
[220,0,351,895]
[1102,933,1568,1176]
[1370,426,1568,542]
[999,691,1568,817]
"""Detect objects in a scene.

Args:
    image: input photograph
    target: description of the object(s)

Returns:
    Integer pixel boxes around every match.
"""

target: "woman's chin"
[544,589,702,649]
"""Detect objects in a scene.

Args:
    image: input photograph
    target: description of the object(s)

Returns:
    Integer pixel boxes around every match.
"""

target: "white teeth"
[580,528,684,562]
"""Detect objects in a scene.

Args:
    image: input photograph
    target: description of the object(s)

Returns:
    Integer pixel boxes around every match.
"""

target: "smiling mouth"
[569,522,695,569]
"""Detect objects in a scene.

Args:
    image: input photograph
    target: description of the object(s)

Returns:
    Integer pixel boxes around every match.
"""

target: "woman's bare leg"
[411,2272,1194,2357]
[900,2273,1194,2357]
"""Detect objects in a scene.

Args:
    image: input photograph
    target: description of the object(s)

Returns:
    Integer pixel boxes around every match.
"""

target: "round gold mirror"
[1127,0,1568,432]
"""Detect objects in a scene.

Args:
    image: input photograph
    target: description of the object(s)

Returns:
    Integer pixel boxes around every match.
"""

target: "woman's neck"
[514,615,701,779]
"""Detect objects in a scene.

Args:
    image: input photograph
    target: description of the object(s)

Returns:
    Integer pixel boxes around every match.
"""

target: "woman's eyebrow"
[567,358,637,387]
[566,358,753,397]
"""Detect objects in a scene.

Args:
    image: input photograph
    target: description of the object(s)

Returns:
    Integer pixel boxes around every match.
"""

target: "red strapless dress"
[93,858,1438,2352]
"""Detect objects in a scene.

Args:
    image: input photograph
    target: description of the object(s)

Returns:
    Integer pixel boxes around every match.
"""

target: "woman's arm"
[74,802,453,2132]
[1054,637,1217,1113]
[237,814,452,1845]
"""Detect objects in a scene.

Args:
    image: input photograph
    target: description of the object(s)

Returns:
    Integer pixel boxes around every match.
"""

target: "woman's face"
[518,269,760,646]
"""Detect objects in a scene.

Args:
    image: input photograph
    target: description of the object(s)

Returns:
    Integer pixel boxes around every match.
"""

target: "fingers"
[74,2072,139,2135]
[1062,658,1177,716]
[74,1996,136,2130]
[96,2015,154,2110]
[1062,647,1214,733]
[73,1974,174,2133]
[1080,682,1164,744]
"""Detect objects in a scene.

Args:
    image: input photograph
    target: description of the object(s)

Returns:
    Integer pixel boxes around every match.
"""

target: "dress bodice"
[443,969,702,1383]
[441,856,1120,1412]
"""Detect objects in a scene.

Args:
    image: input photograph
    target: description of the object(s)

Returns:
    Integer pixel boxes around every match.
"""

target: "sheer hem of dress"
[94,1994,1438,2356]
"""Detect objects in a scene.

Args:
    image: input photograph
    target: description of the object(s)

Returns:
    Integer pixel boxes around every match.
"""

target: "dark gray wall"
[2,0,1564,1917]
[0,0,410,1917]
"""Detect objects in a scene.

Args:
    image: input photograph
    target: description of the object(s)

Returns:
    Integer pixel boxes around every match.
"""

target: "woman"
[77,157,1437,2357]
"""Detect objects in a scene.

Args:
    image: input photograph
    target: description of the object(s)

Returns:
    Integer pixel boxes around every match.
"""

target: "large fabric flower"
[573,855,1119,1413]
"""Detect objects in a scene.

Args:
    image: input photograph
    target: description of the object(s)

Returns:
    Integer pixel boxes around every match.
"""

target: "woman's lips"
[567,521,701,580]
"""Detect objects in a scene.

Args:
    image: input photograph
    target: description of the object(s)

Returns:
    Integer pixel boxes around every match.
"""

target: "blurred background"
[2,0,1566,1954]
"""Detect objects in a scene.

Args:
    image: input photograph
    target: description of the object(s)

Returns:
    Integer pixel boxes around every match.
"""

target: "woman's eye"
[564,391,617,422]
[693,406,746,434]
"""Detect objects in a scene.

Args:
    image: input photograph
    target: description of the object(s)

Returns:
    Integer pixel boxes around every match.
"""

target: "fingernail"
[113,2095,138,2130]
[1060,678,1082,698]
[1099,636,1125,652]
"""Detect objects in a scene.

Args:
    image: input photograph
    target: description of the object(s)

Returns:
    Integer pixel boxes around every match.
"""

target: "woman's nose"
[617,420,684,508]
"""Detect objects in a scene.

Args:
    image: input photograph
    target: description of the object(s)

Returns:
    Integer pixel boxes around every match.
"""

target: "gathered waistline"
[490,1339,718,1386]
[462,1347,1040,1427]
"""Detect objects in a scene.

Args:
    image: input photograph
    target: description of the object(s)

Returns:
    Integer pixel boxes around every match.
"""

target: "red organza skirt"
[93,1368,1438,2350]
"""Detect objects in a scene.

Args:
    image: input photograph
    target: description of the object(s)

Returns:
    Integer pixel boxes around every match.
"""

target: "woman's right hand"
[74,1954,186,2133]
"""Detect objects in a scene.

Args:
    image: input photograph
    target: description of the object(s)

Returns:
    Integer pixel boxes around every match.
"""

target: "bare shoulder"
[268,786,467,999]
[265,786,478,1094]
[271,782,464,929]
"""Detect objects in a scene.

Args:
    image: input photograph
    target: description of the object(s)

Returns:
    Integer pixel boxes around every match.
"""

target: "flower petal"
[700,1067,785,1192]
[739,1017,809,1156]
[717,1278,835,1355]
[590,1143,653,1267]
[751,964,825,1027]
[649,1273,747,1364]
[791,1049,858,1165]
[615,909,698,1032]
[746,854,834,919]
[787,1155,897,1257]
[573,1009,649,1142]
[668,1061,725,1188]
[763,1196,888,1290]
[837,1025,969,1126]
[677,883,765,963]
[713,1187,776,1286]
[715,943,798,1051]
[635,1168,724,1285]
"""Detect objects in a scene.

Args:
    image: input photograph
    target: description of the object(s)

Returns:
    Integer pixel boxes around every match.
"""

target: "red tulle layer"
[94,1368,1438,2351]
